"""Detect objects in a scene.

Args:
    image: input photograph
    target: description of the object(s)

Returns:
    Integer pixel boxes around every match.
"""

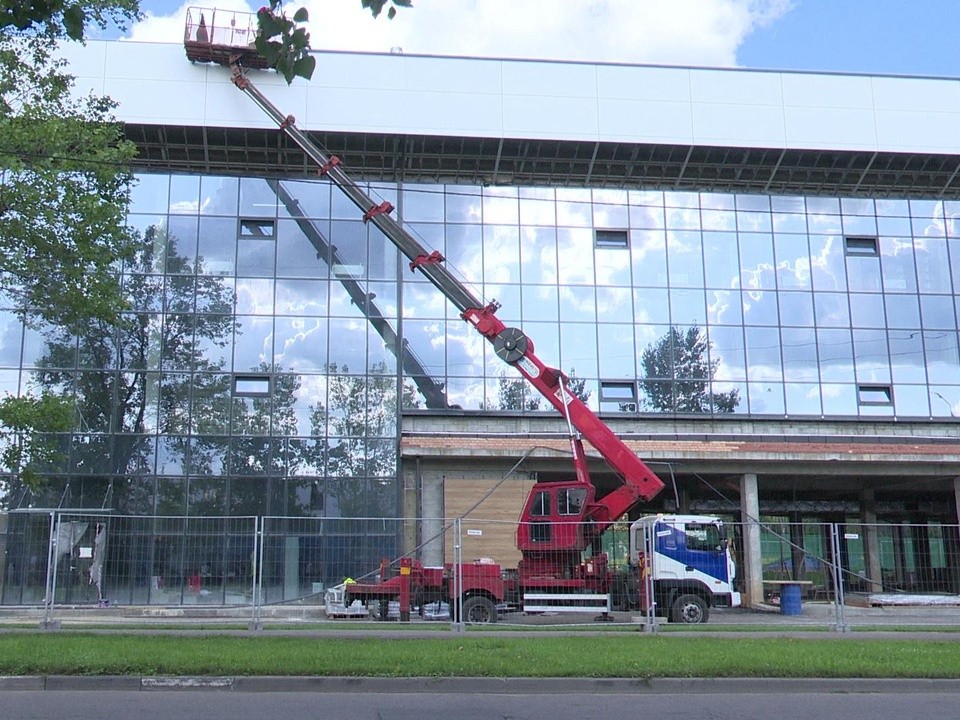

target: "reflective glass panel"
[708,326,746,382]
[887,330,927,383]
[914,238,952,293]
[702,231,740,289]
[817,329,854,383]
[707,289,742,325]
[781,327,818,381]
[631,230,668,287]
[852,329,890,383]
[667,231,704,288]
[924,330,960,385]
[777,292,814,327]
[809,236,847,291]
[744,327,782,381]
[520,227,558,284]
[633,288,670,325]
[774,234,811,290]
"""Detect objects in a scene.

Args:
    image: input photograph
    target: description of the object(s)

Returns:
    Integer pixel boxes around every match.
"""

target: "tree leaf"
[293,7,309,22]
[292,54,316,81]
[62,5,87,40]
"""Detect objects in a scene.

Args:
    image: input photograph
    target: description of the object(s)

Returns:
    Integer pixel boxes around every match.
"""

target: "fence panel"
[260,516,413,612]
[1,511,54,605]
[48,514,258,608]
[840,522,960,630]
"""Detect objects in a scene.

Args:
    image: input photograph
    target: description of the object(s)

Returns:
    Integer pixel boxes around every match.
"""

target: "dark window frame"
[857,383,893,406]
[844,235,879,257]
[239,218,277,238]
[595,228,630,249]
[600,380,638,412]
[233,374,272,397]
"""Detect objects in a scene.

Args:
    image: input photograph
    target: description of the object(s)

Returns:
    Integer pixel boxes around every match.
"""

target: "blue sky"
[737,0,960,77]
[120,0,960,77]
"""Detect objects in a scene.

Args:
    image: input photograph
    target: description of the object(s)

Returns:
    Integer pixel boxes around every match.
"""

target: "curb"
[3,676,960,694]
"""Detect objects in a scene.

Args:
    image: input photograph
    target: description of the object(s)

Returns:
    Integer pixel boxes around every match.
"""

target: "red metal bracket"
[317,156,341,177]
[279,115,296,130]
[362,201,394,223]
[409,250,445,272]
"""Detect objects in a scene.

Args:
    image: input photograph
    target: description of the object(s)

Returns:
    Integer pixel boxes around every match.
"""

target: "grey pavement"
[3,675,960,695]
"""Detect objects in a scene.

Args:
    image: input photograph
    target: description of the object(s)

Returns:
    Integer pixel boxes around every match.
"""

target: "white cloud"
[125,0,793,66]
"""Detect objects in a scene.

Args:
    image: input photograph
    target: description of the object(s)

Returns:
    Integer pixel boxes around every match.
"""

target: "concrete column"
[860,489,883,592]
[953,477,960,527]
[400,461,420,558]
[419,469,445,567]
[739,473,763,608]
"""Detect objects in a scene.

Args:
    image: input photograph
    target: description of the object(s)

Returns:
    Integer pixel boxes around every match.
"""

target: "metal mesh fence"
[48,514,258,608]
[3,511,960,631]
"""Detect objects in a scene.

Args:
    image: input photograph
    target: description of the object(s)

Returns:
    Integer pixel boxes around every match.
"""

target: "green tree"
[639,325,739,413]
[311,361,398,517]
[361,0,412,20]
[253,0,410,84]
[0,3,141,502]
[254,1,315,84]
[0,0,138,41]
[566,369,591,404]
[0,3,140,327]
[492,372,541,411]
[0,392,72,504]
[27,225,236,510]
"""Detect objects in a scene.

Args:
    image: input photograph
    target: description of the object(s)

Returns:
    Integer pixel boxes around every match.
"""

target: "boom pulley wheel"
[493,327,529,363]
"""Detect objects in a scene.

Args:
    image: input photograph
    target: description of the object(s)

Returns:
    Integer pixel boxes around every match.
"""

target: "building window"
[233,374,272,396]
[239,218,276,238]
[844,236,879,257]
[600,380,637,412]
[595,229,629,249]
[857,384,892,406]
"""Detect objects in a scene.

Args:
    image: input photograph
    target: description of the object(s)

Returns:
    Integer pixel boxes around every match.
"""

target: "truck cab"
[629,514,741,623]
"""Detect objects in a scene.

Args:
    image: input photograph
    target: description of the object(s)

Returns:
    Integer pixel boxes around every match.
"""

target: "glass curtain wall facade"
[1,172,959,515]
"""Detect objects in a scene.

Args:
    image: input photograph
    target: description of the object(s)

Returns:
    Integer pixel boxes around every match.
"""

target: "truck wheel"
[461,595,498,624]
[670,594,708,624]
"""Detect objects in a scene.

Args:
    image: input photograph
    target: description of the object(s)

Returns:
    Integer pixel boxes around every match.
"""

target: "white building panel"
[402,55,502,96]
[311,51,403,92]
[57,40,960,156]
[596,65,691,102]
[781,73,874,109]
[875,110,960,154]
[503,94,598,140]
[103,77,209,125]
[598,98,693,143]
[783,106,879,151]
[502,60,597,99]
[688,68,783,107]
[691,102,786,147]
[871,76,960,113]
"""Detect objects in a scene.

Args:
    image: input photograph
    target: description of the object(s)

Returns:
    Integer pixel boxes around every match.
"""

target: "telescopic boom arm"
[229,63,665,511]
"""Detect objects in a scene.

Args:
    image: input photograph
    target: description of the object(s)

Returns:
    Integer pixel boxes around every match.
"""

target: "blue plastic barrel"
[780,583,802,616]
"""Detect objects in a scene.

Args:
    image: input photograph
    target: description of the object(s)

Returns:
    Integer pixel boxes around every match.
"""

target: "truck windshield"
[685,523,722,551]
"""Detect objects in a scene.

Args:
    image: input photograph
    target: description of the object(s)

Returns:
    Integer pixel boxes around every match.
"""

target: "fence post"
[40,511,60,630]
[250,516,264,631]
[451,517,464,632]
[830,522,849,633]
[642,521,658,632]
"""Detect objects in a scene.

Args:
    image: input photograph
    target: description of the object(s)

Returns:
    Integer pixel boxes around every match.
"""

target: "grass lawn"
[0,633,958,678]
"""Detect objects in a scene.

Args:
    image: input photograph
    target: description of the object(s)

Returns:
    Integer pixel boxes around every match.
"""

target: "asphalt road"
[1,687,959,720]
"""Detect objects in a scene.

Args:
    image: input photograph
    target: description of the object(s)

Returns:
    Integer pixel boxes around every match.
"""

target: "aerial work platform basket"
[183,6,269,69]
